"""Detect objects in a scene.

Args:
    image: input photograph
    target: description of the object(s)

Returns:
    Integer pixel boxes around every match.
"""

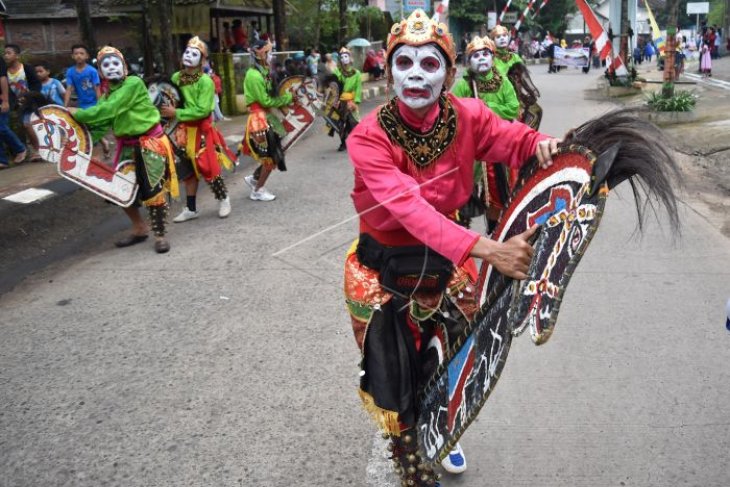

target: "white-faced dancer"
[182,46,202,68]
[492,25,511,49]
[469,48,493,74]
[340,51,352,66]
[99,54,125,81]
[391,44,451,112]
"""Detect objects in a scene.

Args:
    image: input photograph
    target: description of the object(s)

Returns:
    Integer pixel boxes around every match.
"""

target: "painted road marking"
[2,188,57,204]
[683,72,730,90]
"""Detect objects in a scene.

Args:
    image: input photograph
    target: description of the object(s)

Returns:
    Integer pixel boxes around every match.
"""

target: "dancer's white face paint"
[182,47,202,68]
[391,44,447,111]
[100,55,125,81]
[494,33,510,49]
[469,49,493,74]
[340,53,351,65]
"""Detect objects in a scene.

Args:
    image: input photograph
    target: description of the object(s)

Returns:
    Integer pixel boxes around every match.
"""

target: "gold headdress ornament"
[187,36,209,58]
[489,25,510,40]
[466,36,496,59]
[339,46,352,56]
[385,9,456,66]
[96,46,127,79]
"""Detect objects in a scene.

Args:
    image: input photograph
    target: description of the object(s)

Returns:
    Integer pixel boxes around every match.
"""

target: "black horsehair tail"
[561,108,682,233]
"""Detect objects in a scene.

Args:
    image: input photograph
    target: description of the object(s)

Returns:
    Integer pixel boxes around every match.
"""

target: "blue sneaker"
[440,442,467,474]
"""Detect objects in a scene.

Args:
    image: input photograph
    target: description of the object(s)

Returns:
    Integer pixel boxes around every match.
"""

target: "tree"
[663,0,678,98]
[74,0,97,53]
[157,0,176,75]
[274,0,289,49]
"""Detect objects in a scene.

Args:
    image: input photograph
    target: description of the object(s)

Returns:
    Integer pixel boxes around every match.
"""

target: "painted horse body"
[417,110,680,464]
[30,105,139,207]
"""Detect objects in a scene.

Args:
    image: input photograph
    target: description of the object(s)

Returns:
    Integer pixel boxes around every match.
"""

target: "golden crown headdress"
[96,46,127,79]
[466,36,496,59]
[386,9,455,66]
[187,36,209,58]
[489,25,510,40]
[339,46,352,56]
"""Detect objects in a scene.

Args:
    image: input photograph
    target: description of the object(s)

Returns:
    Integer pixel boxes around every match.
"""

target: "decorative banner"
[552,47,590,67]
[644,0,665,54]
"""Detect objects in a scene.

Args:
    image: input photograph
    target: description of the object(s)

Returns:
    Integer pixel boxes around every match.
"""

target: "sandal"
[115,234,149,248]
[13,150,26,164]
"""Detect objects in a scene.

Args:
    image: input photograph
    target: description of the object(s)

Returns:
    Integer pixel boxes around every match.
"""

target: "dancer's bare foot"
[13,150,26,164]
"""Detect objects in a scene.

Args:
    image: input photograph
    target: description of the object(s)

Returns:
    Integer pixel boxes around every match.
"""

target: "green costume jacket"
[74,76,159,137]
[333,66,362,104]
[493,49,523,77]
[243,66,293,108]
[171,71,215,121]
[451,69,519,121]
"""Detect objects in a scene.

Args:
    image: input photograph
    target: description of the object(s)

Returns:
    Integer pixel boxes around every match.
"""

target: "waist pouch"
[356,233,454,294]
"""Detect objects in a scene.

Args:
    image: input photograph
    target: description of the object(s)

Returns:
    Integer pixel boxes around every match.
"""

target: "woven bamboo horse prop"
[416,110,681,464]
[30,104,139,207]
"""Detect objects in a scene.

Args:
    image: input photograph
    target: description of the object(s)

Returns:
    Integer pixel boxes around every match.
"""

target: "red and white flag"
[575,0,611,60]
[433,0,449,22]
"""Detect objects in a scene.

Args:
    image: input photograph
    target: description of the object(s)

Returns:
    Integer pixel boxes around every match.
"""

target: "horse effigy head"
[479,109,681,344]
[30,105,93,164]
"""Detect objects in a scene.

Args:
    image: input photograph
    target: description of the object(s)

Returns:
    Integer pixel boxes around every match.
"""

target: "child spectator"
[35,63,66,105]
[64,45,100,109]
[64,44,110,156]
[4,43,41,161]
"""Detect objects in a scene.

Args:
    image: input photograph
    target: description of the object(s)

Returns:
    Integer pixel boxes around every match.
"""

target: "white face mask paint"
[100,55,125,81]
[182,47,202,68]
[469,49,493,74]
[266,51,273,66]
[391,44,447,111]
[340,53,351,65]
[495,33,510,49]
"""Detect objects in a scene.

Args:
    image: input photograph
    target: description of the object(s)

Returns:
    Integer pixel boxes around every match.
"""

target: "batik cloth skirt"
[343,239,480,435]
[173,116,235,182]
[114,124,178,207]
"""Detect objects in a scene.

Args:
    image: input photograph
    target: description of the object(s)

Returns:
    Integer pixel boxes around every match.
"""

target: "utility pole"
[74,0,97,53]
[663,0,678,98]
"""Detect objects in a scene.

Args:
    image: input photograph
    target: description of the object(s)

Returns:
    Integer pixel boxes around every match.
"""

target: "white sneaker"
[244,175,258,190]
[250,187,276,201]
[173,207,200,223]
[218,196,232,218]
[440,442,467,474]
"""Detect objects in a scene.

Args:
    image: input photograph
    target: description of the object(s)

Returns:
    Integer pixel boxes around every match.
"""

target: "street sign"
[686,2,709,14]
[404,0,431,12]
[502,12,518,23]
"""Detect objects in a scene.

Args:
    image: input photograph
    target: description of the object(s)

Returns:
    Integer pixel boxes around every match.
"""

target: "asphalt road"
[1,68,729,487]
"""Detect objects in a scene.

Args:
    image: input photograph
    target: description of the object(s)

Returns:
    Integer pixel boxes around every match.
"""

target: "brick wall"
[6,17,140,62]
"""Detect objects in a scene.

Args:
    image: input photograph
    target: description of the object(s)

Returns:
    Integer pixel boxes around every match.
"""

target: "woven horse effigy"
[416,110,680,463]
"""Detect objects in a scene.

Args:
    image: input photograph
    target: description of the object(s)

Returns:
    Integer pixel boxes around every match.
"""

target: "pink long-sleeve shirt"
[349,94,549,265]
